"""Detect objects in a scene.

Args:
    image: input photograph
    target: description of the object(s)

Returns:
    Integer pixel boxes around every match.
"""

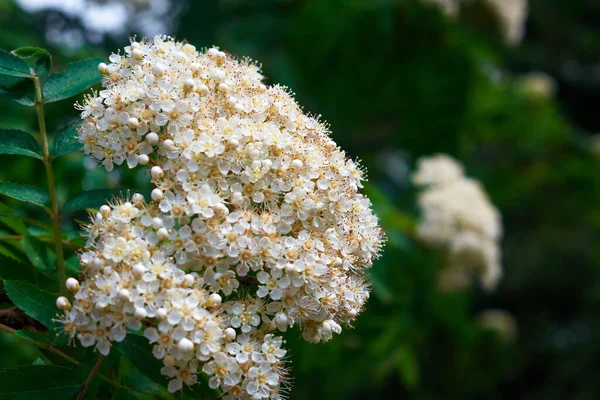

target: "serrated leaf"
[0,182,50,209]
[0,365,82,400]
[0,129,42,159]
[43,58,103,103]
[62,189,124,215]
[0,243,25,264]
[12,47,52,78]
[4,280,58,329]
[0,49,32,78]
[50,123,82,158]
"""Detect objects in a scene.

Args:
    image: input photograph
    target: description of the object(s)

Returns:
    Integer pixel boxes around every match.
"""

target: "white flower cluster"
[423,0,528,45]
[413,154,502,292]
[58,35,384,398]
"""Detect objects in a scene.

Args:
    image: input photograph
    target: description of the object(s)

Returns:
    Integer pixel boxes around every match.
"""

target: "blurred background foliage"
[1,0,600,399]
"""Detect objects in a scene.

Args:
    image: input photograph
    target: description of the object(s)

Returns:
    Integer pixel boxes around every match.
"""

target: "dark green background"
[1,0,600,399]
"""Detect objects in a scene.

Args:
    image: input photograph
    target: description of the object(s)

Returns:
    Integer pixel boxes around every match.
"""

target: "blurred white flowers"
[413,154,502,291]
[60,35,384,398]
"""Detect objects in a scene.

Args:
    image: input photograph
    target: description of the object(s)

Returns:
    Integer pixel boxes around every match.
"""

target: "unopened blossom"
[413,154,502,291]
[60,35,384,399]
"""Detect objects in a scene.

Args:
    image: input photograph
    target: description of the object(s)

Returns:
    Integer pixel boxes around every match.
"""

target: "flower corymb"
[60,35,384,398]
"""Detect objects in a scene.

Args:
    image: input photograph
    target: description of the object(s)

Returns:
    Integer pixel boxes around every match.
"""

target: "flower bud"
[99,204,111,217]
[152,64,165,76]
[218,83,229,92]
[151,166,163,179]
[134,307,147,319]
[152,217,163,229]
[156,308,168,321]
[132,263,147,278]
[118,289,130,300]
[274,312,288,331]
[132,193,145,204]
[157,228,169,239]
[98,62,109,75]
[178,338,194,352]
[56,296,71,311]
[65,277,80,293]
[151,188,163,201]
[183,79,195,91]
[183,274,195,287]
[198,84,209,95]
[224,328,236,341]
[208,293,222,306]
[131,48,143,60]
[127,118,139,129]
[146,132,159,145]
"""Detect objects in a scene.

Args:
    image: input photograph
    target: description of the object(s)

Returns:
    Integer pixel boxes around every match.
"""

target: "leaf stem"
[32,76,67,295]
[77,355,105,400]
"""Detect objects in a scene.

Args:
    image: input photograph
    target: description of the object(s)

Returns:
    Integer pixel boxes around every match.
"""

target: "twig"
[77,355,105,400]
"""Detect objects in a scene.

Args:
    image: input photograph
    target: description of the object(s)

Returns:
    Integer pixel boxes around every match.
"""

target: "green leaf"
[15,330,52,346]
[43,58,103,103]
[0,365,82,400]
[118,336,169,389]
[0,49,32,78]
[62,189,124,215]
[127,370,164,395]
[50,123,82,158]
[0,243,25,264]
[20,236,54,271]
[4,280,58,329]
[0,129,42,159]
[111,388,136,400]
[0,182,50,209]
[12,47,52,78]
[0,78,35,106]
[0,202,27,234]
[0,254,31,281]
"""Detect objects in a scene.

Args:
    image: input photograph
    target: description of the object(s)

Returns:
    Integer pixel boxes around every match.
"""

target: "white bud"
[198,84,209,95]
[208,293,222,306]
[98,62,109,75]
[132,263,147,278]
[234,103,244,113]
[182,44,196,54]
[207,48,220,58]
[99,205,111,217]
[226,96,237,107]
[162,139,175,150]
[145,132,159,145]
[56,296,71,311]
[218,83,229,92]
[190,62,201,72]
[274,312,288,331]
[65,278,80,293]
[183,274,195,287]
[127,118,139,129]
[152,217,163,229]
[183,79,195,91]
[156,308,168,321]
[178,338,194,352]
[225,328,236,341]
[151,188,163,201]
[157,228,169,239]
[211,68,226,82]
[134,307,147,319]
[152,64,165,76]
[258,83,267,92]
[151,166,163,179]
[118,289,130,300]
[347,308,358,319]
[292,159,304,169]
[131,48,143,60]
[132,193,144,204]
[138,154,149,165]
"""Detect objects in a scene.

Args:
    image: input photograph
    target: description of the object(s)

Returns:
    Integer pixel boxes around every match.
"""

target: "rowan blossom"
[59,35,384,399]
[413,154,502,291]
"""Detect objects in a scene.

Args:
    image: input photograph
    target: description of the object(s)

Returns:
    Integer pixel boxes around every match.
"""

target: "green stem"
[32,76,67,295]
